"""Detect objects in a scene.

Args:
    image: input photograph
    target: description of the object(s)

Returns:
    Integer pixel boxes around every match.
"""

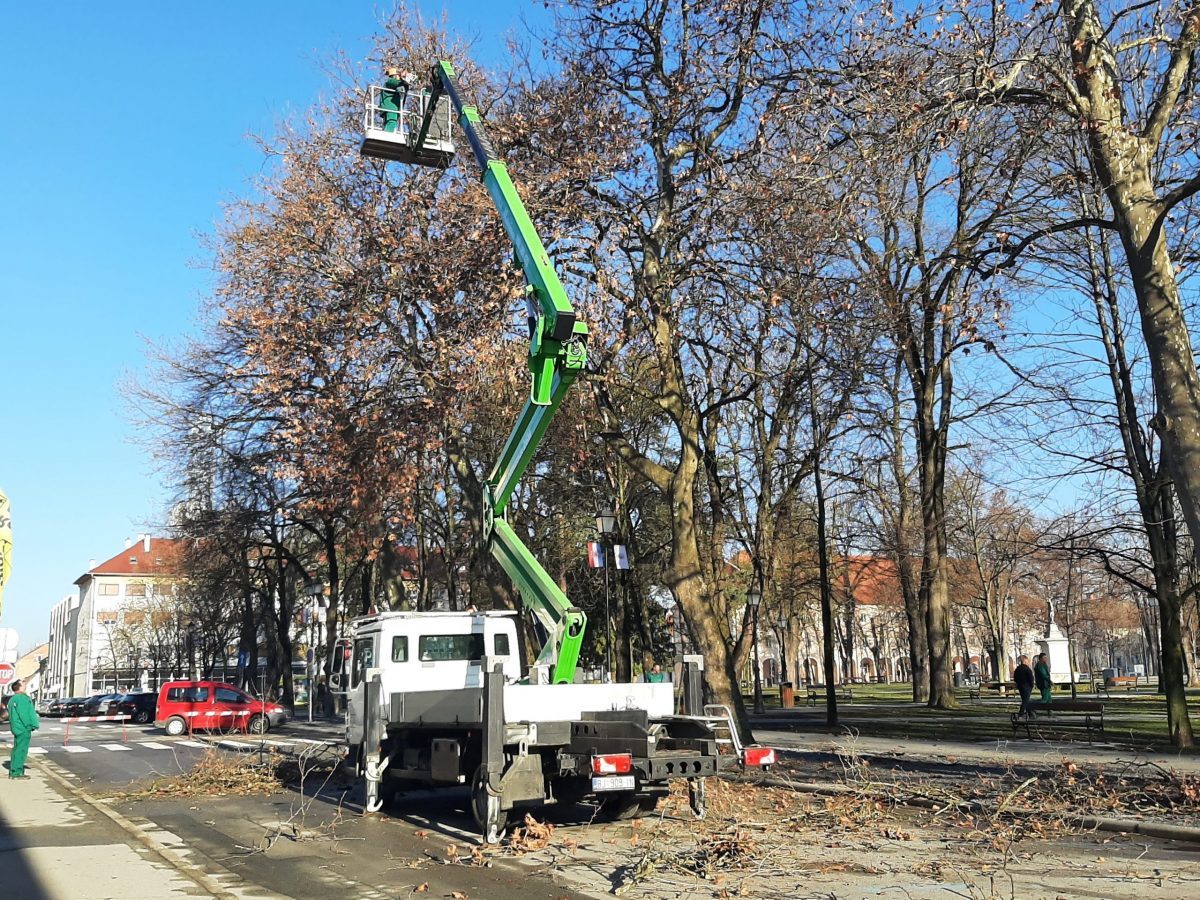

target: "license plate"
[592,775,636,792]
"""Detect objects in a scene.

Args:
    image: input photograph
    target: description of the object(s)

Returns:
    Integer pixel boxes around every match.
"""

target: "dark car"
[46,697,73,717]
[115,692,157,724]
[56,697,89,717]
[80,693,123,717]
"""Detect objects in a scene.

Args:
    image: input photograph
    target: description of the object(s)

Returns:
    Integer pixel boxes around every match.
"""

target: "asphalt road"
[10,717,594,899]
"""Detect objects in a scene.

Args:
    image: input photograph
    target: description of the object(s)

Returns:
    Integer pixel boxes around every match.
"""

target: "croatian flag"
[587,541,605,568]
[613,544,630,570]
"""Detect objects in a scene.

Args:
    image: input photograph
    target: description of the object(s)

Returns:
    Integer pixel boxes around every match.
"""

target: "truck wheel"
[688,777,707,820]
[470,765,506,845]
[164,716,187,737]
[599,792,643,821]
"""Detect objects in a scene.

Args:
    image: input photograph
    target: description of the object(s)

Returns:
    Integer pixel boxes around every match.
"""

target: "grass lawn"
[744,681,1200,752]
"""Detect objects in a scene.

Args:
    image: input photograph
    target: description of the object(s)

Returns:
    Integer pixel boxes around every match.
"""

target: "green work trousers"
[1040,687,1052,704]
[9,731,30,777]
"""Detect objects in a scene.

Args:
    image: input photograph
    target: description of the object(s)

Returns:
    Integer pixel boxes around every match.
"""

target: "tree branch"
[976,217,1117,277]
[1141,7,1200,148]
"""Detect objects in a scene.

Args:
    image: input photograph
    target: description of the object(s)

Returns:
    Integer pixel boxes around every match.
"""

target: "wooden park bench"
[1011,699,1105,740]
[979,681,1016,697]
[806,684,854,706]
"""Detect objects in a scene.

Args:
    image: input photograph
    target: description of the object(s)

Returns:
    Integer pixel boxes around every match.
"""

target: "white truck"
[332,610,773,842]
[334,64,773,843]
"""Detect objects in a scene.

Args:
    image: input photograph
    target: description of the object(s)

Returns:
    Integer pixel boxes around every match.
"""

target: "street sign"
[0,662,15,687]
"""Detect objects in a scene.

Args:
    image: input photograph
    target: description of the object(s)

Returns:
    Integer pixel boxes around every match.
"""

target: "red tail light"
[742,746,776,768]
[591,753,633,775]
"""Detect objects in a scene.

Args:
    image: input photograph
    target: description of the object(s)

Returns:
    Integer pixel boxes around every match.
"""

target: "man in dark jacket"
[1034,653,1053,704]
[1014,655,1035,717]
[6,679,39,779]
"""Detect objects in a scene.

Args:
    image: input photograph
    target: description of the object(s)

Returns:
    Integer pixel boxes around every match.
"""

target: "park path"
[757,724,1200,774]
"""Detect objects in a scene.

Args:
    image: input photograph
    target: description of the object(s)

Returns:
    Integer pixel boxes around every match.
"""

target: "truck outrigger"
[333,62,773,843]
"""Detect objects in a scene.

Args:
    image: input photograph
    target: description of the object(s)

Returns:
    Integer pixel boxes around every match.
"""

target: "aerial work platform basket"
[361,82,455,167]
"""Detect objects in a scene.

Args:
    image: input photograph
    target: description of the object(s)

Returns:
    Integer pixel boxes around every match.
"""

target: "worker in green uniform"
[6,679,39,779]
[1034,653,1053,705]
[381,67,406,133]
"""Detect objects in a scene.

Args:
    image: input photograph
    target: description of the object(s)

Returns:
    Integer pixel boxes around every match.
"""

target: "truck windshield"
[418,633,485,662]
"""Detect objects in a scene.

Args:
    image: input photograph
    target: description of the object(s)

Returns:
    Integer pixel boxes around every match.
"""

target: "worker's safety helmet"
[386,66,400,76]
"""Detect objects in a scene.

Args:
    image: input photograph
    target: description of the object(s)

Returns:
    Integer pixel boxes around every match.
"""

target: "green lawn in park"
[744,680,1200,751]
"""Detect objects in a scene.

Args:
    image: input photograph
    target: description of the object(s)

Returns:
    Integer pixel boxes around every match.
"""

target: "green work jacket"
[1034,662,1051,690]
[7,692,39,736]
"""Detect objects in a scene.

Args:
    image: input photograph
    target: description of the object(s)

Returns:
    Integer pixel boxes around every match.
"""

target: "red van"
[155,681,287,736]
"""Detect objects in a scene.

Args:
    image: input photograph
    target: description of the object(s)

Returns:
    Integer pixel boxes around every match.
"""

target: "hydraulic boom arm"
[362,61,588,683]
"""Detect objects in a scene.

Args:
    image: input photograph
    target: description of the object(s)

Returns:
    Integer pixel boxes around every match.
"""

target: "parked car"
[114,692,157,724]
[155,681,287,736]
[56,697,88,717]
[80,693,123,717]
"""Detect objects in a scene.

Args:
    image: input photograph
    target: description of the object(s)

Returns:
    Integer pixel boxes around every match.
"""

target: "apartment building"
[64,535,184,696]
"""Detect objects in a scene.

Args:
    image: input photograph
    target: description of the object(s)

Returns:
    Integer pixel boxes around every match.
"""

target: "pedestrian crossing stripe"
[62,745,91,753]
[28,747,47,755]
[100,743,130,751]
[178,740,207,748]
[137,742,172,750]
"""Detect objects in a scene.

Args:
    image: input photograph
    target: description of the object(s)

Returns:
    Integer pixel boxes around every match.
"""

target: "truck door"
[346,634,377,747]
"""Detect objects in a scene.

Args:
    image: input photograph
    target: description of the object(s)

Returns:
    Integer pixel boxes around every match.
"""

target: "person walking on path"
[6,679,39,779]
[1014,655,1035,717]
[1034,653,1053,705]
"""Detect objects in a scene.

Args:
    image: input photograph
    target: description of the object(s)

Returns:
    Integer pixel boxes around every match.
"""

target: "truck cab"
[340,610,522,747]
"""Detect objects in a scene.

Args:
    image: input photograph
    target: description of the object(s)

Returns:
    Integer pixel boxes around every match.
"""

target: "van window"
[418,633,485,662]
[215,688,247,704]
[493,633,510,656]
[353,637,375,688]
[391,636,408,663]
[166,686,209,702]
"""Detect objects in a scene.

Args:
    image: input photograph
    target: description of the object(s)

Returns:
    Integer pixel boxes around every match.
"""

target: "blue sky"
[0,2,549,653]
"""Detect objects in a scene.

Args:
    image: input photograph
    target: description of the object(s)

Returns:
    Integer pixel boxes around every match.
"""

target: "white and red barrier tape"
[63,714,130,745]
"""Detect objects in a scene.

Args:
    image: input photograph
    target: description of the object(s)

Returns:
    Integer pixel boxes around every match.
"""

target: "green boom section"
[373,61,590,683]
[488,327,587,515]
[490,518,586,684]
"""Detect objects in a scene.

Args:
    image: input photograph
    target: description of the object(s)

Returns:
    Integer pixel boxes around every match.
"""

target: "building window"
[123,611,144,625]
[99,583,119,596]
[126,582,147,597]
[97,611,118,624]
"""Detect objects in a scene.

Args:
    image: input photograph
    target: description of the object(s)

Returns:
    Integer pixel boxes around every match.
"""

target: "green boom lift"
[361,62,589,684]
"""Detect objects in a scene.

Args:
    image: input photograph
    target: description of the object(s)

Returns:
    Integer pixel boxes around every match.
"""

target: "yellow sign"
[0,488,10,617]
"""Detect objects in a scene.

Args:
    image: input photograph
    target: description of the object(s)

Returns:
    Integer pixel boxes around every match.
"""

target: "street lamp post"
[596,508,616,682]
[747,587,764,714]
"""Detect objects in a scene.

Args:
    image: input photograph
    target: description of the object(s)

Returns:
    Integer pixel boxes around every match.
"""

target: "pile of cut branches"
[102,749,282,800]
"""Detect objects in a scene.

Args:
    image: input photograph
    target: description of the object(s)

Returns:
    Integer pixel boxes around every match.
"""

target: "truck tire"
[600,792,661,822]
[470,765,507,845]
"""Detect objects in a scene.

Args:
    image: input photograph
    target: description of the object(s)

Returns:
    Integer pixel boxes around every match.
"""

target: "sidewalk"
[0,763,214,899]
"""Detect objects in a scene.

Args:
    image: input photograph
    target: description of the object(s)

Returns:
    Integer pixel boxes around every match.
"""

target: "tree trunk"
[1064,0,1200,563]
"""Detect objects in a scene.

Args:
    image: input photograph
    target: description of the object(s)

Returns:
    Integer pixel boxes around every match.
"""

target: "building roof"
[833,555,903,608]
[74,537,184,585]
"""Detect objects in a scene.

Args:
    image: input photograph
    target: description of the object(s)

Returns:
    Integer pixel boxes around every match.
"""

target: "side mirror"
[330,673,345,693]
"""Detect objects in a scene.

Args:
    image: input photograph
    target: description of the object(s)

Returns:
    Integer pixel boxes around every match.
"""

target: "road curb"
[34,757,250,899]
[195,733,345,760]
[729,772,1200,845]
